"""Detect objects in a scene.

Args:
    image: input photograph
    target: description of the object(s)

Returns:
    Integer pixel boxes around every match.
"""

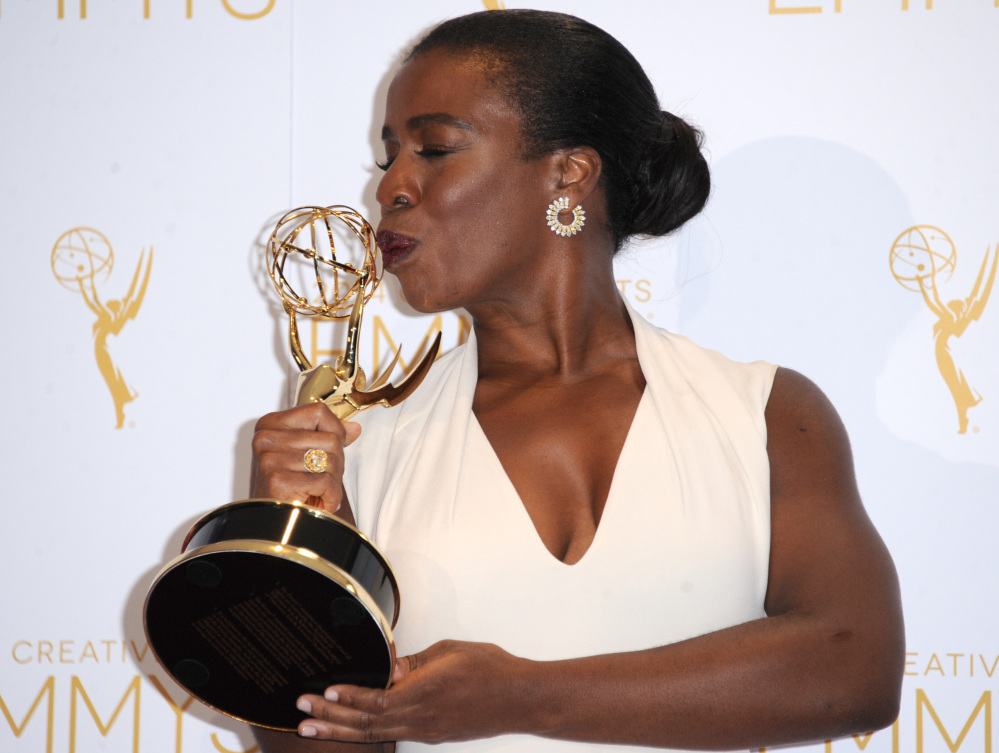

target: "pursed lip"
[376,230,418,269]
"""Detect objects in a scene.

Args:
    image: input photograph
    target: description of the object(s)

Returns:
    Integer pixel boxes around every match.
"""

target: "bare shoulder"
[764,366,859,504]
[762,368,901,626]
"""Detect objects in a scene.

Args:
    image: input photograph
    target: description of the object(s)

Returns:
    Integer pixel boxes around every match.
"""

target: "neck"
[466,246,638,385]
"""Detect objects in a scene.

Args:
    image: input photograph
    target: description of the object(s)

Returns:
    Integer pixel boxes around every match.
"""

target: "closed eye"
[416,146,452,158]
[377,146,454,172]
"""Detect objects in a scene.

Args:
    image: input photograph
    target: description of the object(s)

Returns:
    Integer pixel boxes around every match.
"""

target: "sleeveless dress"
[342,301,777,753]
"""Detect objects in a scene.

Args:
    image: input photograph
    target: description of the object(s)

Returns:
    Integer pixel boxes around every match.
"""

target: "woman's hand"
[293,641,536,745]
[250,402,361,515]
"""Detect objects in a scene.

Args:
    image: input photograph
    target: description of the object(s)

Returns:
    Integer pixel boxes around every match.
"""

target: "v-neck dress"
[342,301,777,753]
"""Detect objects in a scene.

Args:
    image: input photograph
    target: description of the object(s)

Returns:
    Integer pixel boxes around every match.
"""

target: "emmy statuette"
[143,207,440,730]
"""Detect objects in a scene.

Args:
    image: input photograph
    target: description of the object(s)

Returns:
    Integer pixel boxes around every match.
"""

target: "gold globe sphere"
[51,227,114,292]
[890,225,956,292]
[266,206,381,319]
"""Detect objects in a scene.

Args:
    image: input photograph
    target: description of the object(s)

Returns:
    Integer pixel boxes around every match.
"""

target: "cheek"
[430,171,493,229]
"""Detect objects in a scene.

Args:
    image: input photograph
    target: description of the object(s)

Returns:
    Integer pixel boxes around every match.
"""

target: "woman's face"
[375,51,560,314]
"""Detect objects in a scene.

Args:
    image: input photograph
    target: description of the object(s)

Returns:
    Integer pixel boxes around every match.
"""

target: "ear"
[553,146,602,205]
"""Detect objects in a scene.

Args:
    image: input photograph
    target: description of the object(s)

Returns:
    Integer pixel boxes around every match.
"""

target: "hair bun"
[627,111,711,238]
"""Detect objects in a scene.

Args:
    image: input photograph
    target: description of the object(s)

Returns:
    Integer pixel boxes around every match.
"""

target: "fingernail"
[300,725,317,738]
[297,698,312,714]
[324,689,339,702]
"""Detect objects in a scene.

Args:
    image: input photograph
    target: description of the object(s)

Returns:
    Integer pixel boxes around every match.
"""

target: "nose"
[375,158,419,215]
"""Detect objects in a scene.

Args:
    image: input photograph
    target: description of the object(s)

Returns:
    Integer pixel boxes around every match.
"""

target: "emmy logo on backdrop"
[51,228,153,429]
[890,226,998,434]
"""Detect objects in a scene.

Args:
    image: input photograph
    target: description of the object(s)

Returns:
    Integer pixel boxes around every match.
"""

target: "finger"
[254,402,346,434]
[253,441,344,480]
[298,717,396,744]
[295,690,396,744]
[252,429,347,460]
[255,469,340,505]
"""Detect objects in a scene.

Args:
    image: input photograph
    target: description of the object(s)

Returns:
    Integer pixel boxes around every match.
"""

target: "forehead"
[383,51,520,136]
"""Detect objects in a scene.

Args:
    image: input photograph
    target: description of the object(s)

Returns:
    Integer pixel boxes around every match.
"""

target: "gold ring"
[303,449,328,473]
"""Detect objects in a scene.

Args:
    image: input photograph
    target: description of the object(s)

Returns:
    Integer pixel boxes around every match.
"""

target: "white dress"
[343,301,777,753]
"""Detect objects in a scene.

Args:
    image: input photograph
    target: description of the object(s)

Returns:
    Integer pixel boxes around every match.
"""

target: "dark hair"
[408,10,710,250]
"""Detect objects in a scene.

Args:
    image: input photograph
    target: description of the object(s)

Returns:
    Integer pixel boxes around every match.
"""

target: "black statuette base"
[145,547,393,730]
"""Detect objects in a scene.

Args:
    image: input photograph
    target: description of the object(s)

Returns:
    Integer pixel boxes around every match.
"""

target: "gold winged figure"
[79,247,154,429]
[918,244,998,433]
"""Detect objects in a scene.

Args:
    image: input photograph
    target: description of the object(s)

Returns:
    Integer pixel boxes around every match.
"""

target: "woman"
[250,10,904,752]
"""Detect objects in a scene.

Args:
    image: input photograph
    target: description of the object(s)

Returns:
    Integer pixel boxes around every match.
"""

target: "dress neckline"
[467,387,649,568]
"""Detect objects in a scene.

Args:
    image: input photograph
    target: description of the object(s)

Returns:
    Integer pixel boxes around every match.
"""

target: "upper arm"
[763,367,904,679]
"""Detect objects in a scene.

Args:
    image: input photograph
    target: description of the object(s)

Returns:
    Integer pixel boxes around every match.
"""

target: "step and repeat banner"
[1,1,997,751]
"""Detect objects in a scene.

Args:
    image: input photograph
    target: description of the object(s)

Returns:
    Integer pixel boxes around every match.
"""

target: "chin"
[402,296,457,316]
[391,271,461,316]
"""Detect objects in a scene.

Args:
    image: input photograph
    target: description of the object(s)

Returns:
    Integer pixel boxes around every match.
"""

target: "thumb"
[342,420,362,446]
[392,641,453,683]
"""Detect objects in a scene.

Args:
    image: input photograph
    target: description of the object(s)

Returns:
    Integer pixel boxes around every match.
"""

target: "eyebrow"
[381,113,477,140]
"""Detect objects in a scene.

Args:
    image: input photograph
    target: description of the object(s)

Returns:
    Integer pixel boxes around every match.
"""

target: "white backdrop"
[2,1,998,752]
